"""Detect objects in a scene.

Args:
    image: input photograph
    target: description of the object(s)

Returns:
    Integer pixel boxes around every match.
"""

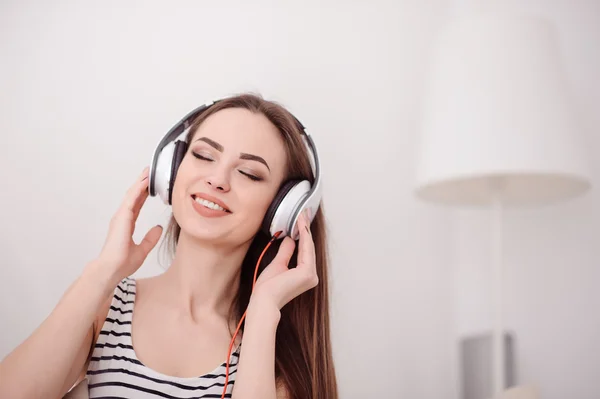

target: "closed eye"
[192,152,213,161]
[239,171,263,182]
[193,151,263,182]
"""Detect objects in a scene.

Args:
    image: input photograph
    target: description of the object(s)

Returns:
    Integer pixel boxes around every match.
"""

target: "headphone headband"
[148,99,322,239]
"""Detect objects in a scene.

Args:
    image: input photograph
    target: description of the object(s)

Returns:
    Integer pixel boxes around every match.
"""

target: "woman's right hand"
[96,166,163,283]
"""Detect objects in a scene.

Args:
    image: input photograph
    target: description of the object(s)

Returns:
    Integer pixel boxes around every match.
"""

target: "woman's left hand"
[252,209,319,311]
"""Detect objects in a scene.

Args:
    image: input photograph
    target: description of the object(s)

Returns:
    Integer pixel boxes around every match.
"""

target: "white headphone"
[148,100,322,240]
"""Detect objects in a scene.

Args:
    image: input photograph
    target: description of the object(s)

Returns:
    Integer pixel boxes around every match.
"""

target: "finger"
[134,225,163,261]
[132,186,150,220]
[138,166,150,180]
[255,238,295,285]
[271,236,295,268]
[121,167,150,215]
[297,210,316,269]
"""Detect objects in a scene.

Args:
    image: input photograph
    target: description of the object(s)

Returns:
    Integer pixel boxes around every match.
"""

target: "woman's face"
[171,107,288,247]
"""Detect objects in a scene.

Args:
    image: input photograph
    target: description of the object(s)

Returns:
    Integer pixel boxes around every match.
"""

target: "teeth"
[194,197,226,212]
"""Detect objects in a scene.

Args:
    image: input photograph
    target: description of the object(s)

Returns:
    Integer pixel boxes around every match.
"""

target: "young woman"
[0,94,338,399]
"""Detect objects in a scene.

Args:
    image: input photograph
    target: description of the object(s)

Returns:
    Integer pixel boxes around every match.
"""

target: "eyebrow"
[196,137,223,152]
[240,153,270,171]
[195,136,270,171]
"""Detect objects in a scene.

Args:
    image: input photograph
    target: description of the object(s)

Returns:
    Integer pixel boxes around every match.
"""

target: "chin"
[177,217,257,249]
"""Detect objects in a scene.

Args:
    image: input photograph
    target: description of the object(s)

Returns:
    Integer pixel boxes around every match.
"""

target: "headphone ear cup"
[168,140,188,205]
[261,181,300,236]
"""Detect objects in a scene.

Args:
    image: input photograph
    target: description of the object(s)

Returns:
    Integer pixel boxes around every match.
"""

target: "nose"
[205,173,230,192]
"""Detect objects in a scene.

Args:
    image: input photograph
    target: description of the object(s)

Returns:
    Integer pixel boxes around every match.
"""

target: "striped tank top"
[86,277,240,398]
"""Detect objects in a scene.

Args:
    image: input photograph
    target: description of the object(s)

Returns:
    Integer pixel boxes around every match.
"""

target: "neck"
[159,231,251,320]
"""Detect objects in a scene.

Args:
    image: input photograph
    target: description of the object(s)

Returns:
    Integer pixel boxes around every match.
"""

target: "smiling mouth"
[191,195,231,213]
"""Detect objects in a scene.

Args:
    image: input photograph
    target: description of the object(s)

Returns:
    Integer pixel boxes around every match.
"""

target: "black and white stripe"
[86,278,240,399]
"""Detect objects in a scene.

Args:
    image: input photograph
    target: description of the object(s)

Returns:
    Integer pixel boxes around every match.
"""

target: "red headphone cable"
[221,231,281,399]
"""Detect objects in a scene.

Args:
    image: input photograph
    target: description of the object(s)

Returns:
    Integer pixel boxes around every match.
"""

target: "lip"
[191,193,231,213]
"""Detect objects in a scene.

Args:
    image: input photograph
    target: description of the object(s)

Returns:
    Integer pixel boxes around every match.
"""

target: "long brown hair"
[161,93,338,399]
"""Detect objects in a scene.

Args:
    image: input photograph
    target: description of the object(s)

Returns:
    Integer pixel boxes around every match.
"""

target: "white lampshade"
[415,14,591,206]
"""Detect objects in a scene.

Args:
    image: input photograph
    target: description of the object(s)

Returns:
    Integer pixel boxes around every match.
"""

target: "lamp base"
[460,331,515,399]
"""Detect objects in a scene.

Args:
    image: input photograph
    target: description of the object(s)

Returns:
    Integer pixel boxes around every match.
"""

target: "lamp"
[414,13,591,396]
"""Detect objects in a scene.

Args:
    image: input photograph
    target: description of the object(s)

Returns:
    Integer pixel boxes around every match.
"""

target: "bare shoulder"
[133,274,162,295]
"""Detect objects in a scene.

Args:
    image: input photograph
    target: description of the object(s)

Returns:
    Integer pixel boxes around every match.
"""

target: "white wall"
[0,1,457,398]
[452,1,600,399]
[2,1,597,398]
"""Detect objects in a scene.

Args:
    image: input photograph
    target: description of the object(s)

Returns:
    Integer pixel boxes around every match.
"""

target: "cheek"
[240,185,278,218]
